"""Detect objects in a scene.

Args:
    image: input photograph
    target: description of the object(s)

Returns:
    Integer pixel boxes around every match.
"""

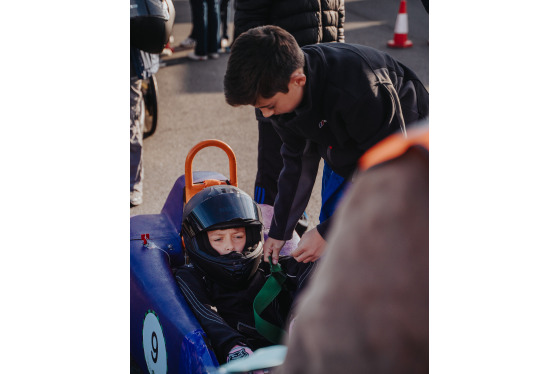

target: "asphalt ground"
[129,0,429,229]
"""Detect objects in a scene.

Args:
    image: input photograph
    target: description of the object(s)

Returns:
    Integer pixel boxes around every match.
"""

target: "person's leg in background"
[180,0,198,48]
[189,0,207,57]
[130,78,144,206]
[219,0,230,51]
[189,0,220,59]
[206,0,220,56]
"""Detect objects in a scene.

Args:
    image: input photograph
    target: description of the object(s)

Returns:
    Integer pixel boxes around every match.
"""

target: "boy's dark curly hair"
[224,26,305,107]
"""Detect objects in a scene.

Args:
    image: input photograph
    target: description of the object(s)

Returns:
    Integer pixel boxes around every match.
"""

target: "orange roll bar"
[184,139,238,204]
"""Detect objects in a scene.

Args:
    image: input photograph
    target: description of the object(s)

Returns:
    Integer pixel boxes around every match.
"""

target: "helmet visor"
[185,192,261,235]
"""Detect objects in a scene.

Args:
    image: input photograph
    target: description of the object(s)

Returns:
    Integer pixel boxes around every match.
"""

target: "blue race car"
[130,140,300,374]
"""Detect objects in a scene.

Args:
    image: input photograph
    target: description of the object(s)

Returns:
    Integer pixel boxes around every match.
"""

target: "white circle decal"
[142,310,167,374]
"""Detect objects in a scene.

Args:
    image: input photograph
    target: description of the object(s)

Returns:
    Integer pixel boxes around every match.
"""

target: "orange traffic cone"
[388,0,413,48]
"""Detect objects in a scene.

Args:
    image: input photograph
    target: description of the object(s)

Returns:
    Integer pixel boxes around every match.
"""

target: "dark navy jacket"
[174,257,315,363]
[263,43,429,240]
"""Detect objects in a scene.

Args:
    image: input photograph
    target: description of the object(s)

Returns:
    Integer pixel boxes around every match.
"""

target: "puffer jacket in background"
[233,0,345,46]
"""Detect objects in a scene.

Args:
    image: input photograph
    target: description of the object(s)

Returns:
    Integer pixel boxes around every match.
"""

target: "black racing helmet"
[181,185,264,288]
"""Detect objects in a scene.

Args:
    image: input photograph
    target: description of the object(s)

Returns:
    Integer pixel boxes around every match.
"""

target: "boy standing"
[223,26,429,265]
[233,0,345,237]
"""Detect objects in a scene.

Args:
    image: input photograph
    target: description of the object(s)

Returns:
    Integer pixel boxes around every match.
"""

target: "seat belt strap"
[253,257,287,344]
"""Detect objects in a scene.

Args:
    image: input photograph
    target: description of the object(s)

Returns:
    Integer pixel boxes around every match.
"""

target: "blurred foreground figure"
[275,123,429,374]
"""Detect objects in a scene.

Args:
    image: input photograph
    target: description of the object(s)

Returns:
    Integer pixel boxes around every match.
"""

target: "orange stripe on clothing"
[358,125,429,171]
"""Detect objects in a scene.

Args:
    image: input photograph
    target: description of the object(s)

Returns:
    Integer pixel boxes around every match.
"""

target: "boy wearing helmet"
[206,227,248,255]
[174,185,316,364]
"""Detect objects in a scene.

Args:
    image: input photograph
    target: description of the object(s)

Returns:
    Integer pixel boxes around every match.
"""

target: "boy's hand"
[291,227,326,263]
[263,237,286,265]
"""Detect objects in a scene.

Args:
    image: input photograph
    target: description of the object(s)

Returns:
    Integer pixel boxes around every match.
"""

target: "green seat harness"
[253,257,288,344]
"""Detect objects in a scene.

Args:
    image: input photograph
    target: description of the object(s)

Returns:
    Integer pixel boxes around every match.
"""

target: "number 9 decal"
[143,310,167,374]
[151,331,158,362]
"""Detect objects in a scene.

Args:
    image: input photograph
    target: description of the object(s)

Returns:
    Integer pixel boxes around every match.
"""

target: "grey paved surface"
[130,0,429,229]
